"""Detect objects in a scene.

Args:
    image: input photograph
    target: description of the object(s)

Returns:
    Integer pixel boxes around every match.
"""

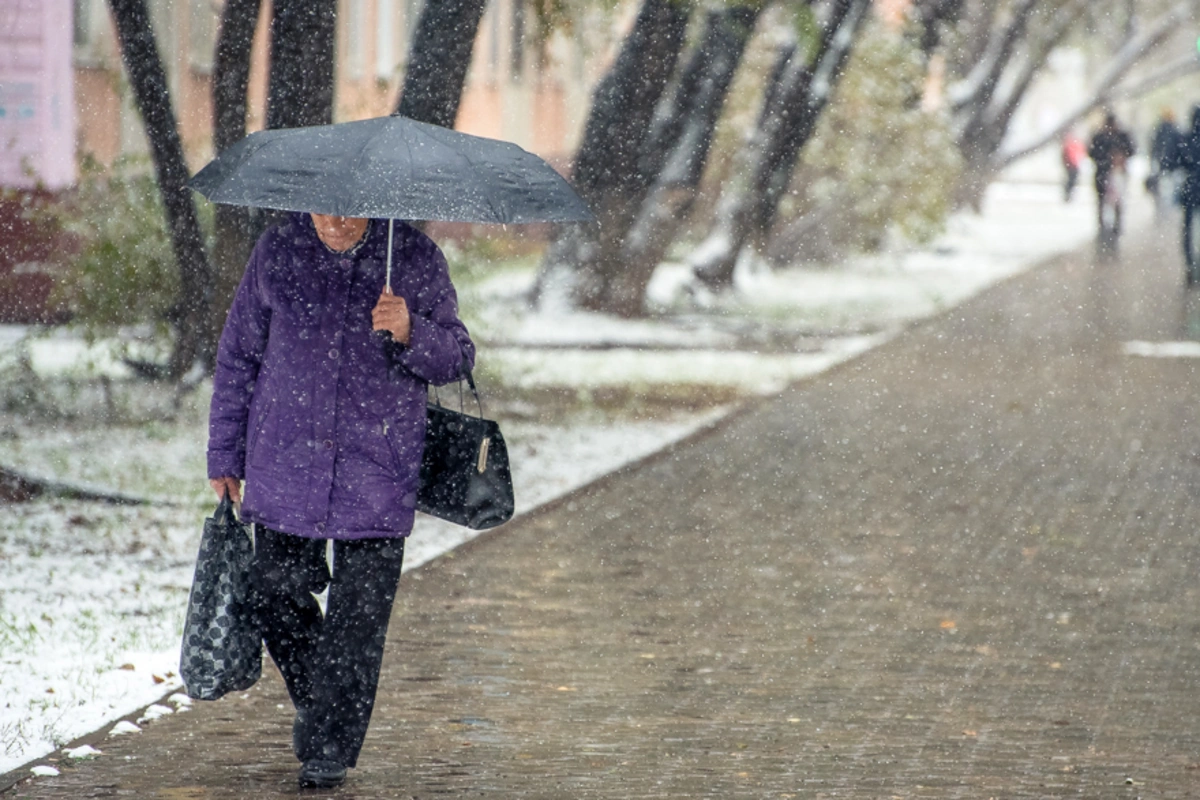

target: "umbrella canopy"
[188,115,593,224]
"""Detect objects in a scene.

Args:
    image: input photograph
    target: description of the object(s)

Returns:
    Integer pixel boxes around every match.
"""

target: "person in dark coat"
[1151,109,1182,173]
[207,212,474,788]
[1149,108,1183,217]
[1176,106,1200,282]
[1087,110,1136,235]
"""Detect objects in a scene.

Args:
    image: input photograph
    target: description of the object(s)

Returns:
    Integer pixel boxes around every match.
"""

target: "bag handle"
[214,493,240,526]
[429,359,485,419]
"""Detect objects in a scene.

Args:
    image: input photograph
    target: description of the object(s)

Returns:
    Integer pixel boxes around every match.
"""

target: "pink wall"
[0,0,76,190]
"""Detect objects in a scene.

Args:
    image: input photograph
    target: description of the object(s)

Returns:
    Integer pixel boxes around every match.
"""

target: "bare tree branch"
[984,0,1087,132]
[1108,53,1200,101]
[947,0,1040,113]
[996,1,1187,166]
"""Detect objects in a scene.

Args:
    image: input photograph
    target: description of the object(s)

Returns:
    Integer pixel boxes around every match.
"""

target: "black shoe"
[299,759,347,789]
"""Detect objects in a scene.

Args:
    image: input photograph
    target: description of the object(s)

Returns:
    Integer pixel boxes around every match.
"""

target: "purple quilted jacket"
[207,214,475,539]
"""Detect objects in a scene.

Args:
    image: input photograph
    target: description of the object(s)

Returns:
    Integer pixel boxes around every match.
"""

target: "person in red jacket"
[1061,131,1085,202]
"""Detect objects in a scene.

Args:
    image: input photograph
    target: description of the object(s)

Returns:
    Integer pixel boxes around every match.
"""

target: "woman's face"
[311,214,370,252]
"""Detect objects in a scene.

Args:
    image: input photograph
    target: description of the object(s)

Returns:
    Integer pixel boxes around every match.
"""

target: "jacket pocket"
[246,396,275,467]
[383,414,423,485]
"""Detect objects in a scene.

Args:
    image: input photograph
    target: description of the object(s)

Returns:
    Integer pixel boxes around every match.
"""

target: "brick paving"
[5,223,1200,798]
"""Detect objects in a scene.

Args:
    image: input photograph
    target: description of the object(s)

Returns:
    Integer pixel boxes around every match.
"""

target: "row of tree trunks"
[609,3,766,315]
[106,0,212,378]
[689,0,872,291]
[532,0,694,313]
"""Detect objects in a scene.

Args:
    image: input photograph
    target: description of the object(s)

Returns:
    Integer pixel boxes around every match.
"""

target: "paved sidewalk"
[6,221,1200,799]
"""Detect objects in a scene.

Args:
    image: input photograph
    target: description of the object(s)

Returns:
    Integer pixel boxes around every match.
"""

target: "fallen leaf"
[119,663,136,671]
[962,730,977,737]
[940,620,956,630]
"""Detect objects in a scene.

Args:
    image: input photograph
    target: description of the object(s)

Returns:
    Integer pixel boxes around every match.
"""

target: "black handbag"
[179,496,262,701]
[417,370,515,530]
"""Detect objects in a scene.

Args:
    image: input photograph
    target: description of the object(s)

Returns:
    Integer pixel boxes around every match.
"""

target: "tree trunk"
[267,0,336,130]
[609,3,765,315]
[690,0,871,291]
[532,0,693,311]
[208,0,262,366]
[254,1,337,237]
[395,0,489,127]
[107,0,212,378]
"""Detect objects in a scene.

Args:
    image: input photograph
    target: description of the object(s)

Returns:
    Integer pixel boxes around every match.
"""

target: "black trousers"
[250,526,405,768]
[1184,204,1199,269]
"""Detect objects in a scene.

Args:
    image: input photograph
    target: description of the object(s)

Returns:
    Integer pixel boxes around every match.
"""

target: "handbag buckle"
[477,437,490,473]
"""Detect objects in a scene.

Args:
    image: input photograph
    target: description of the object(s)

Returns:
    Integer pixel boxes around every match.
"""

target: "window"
[346,0,365,80]
[189,0,218,74]
[375,0,398,79]
[403,0,421,51]
[73,0,92,47]
[511,0,524,81]
[72,0,109,66]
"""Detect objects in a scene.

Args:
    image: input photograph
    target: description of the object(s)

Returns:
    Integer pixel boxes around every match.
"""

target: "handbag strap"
[429,360,486,419]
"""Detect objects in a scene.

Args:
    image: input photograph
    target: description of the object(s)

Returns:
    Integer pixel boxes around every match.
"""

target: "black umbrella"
[189,115,593,224]
[189,114,593,286]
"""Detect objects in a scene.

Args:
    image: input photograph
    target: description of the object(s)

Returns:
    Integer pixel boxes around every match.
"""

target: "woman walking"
[207,212,474,788]
[1177,107,1200,284]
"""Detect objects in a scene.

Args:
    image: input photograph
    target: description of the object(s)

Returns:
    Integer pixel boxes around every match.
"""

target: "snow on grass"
[0,179,1111,777]
[486,335,887,395]
[0,500,200,772]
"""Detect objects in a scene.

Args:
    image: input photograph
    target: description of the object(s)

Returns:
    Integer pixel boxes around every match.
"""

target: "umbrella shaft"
[386,219,394,292]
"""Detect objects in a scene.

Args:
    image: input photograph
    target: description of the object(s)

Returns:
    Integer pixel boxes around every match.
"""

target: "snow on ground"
[0,179,1119,776]
[1123,340,1200,358]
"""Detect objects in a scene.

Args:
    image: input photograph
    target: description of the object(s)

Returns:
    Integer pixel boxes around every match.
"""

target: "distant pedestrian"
[1088,110,1136,254]
[1061,131,1084,202]
[1175,106,1200,283]
[1148,108,1183,218]
[207,212,474,788]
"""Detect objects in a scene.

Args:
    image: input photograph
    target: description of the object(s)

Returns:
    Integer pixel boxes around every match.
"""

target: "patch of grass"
[0,616,43,652]
[489,382,742,425]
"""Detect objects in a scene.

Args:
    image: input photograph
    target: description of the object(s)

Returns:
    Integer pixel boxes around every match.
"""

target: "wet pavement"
[5,221,1200,798]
